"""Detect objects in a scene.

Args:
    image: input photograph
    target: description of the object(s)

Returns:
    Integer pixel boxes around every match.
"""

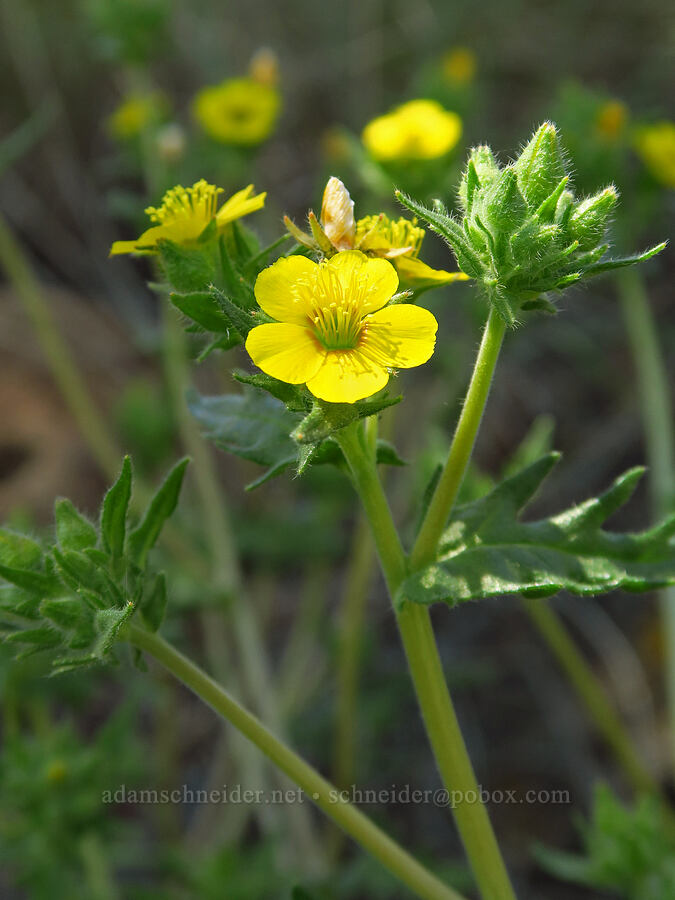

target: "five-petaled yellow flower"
[245,251,438,403]
[193,78,280,146]
[110,181,265,256]
[285,177,468,289]
[362,100,462,162]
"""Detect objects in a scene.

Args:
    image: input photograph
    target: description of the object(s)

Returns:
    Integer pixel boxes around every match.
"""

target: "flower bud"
[568,186,618,249]
[515,122,566,208]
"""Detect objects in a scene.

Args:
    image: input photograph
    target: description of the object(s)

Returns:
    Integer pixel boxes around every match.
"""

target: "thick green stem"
[618,269,675,769]
[522,596,657,795]
[129,625,466,900]
[0,212,122,478]
[336,423,517,900]
[411,309,506,571]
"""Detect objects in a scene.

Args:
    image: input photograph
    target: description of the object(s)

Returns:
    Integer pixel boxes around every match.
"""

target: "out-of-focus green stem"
[0,211,122,478]
[333,512,376,791]
[79,833,120,900]
[618,268,675,768]
[129,625,467,900]
[522,596,658,794]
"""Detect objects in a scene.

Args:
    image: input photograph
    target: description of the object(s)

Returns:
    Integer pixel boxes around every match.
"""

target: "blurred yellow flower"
[107,92,166,140]
[110,181,265,256]
[595,100,628,140]
[284,177,468,288]
[248,47,279,86]
[245,250,438,403]
[193,78,280,145]
[633,122,675,188]
[362,100,462,162]
[442,47,477,85]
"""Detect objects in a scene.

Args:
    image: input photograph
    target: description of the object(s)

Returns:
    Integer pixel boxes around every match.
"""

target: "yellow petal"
[326,251,398,314]
[320,176,356,250]
[245,323,324,383]
[217,185,266,226]
[254,255,318,324]
[394,255,470,286]
[306,349,389,403]
[361,303,438,368]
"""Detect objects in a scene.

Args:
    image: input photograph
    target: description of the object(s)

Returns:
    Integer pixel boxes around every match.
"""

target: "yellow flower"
[248,47,279,86]
[595,100,628,140]
[442,47,477,85]
[245,251,438,403]
[110,181,265,256]
[285,177,468,289]
[633,122,675,189]
[362,100,462,162]
[107,92,166,140]
[193,78,280,145]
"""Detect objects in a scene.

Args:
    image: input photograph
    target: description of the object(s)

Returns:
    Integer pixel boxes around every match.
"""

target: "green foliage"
[535,784,675,899]
[0,457,188,672]
[189,387,404,489]
[0,709,142,899]
[397,122,665,326]
[397,453,675,608]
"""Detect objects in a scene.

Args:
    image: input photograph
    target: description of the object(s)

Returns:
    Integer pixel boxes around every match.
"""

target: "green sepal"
[100,456,132,560]
[232,370,311,412]
[582,242,667,278]
[54,499,98,552]
[291,395,401,445]
[210,286,263,337]
[515,122,567,209]
[170,290,237,334]
[158,239,217,293]
[217,236,256,309]
[128,458,189,569]
[396,453,675,609]
[483,167,527,233]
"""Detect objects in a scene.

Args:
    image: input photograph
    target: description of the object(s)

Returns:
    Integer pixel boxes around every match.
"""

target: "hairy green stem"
[336,423,517,900]
[618,268,675,769]
[522,596,657,794]
[129,625,466,900]
[0,211,122,478]
[411,308,506,571]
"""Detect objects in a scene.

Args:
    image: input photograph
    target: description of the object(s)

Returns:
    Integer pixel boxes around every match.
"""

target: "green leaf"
[39,596,87,630]
[0,529,44,569]
[190,387,299,480]
[158,239,217,292]
[170,290,238,334]
[128,459,189,569]
[582,241,667,277]
[140,572,167,632]
[54,499,98,551]
[100,456,132,560]
[397,454,675,609]
[0,563,61,597]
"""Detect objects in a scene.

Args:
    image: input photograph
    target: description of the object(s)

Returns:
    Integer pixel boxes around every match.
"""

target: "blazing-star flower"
[107,92,167,140]
[284,177,468,289]
[110,181,265,256]
[192,78,280,146]
[633,122,675,189]
[362,100,462,162]
[245,251,438,403]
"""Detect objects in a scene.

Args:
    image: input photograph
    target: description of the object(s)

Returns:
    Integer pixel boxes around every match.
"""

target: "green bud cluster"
[398,122,665,326]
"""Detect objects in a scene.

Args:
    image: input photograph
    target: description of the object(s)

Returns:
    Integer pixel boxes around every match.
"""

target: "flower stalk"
[129,625,466,900]
[336,422,517,900]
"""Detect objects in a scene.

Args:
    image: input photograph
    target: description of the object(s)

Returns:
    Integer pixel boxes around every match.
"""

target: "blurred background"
[0,0,673,897]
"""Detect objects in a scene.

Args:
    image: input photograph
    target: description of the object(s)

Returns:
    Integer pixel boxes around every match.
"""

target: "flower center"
[304,264,369,351]
[356,214,424,257]
[145,180,223,226]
